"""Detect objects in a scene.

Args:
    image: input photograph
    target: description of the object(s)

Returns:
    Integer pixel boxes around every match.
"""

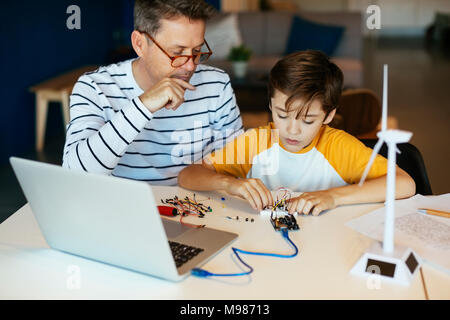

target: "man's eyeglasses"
[139,31,213,68]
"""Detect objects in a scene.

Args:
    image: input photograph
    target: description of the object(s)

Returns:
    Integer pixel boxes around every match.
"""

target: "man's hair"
[268,50,343,117]
[134,0,216,35]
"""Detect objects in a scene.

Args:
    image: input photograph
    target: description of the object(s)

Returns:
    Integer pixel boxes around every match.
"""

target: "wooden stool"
[29,66,97,151]
[241,112,270,130]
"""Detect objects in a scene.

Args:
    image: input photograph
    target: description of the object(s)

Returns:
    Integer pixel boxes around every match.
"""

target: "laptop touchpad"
[161,218,192,239]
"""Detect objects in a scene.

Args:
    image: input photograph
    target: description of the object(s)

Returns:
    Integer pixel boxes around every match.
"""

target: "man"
[63,0,243,184]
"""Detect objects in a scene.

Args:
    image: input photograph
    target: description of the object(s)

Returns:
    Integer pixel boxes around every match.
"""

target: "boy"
[178,51,415,215]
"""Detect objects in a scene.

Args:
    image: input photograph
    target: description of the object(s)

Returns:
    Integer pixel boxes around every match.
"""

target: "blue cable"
[191,228,298,277]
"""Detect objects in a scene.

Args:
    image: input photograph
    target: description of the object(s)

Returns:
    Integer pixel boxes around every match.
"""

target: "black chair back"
[360,139,433,195]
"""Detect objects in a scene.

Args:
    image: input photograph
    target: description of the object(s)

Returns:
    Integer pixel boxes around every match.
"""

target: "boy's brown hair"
[268,50,343,117]
[134,0,216,36]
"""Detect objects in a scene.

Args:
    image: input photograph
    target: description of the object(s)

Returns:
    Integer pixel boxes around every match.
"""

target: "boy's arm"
[178,161,273,211]
[287,167,416,216]
[330,167,415,206]
[178,162,235,191]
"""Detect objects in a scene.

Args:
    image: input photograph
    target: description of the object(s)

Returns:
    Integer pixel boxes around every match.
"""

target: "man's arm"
[178,162,233,191]
[63,74,153,173]
[63,75,195,174]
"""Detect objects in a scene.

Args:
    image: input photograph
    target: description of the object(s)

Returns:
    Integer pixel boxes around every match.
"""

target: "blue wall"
[0,0,131,164]
[0,0,219,165]
[207,0,221,10]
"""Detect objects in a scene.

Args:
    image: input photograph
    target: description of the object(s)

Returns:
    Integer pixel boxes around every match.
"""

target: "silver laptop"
[10,157,237,281]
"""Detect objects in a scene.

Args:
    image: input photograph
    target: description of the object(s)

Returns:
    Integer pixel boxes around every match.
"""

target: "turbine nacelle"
[377,129,412,144]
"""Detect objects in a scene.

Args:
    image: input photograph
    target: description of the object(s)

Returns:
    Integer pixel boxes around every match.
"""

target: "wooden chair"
[29,66,97,151]
[241,112,270,130]
[331,88,382,139]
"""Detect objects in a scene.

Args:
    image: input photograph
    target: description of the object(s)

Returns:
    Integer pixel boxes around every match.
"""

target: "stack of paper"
[346,194,450,273]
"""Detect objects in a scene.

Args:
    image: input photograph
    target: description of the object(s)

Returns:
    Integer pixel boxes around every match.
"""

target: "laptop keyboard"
[169,241,204,268]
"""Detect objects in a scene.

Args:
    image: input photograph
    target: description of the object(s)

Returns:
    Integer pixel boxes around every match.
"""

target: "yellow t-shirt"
[205,123,388,191]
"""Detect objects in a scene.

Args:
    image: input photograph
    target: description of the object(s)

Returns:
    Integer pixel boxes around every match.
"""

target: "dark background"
[0,0,220,166]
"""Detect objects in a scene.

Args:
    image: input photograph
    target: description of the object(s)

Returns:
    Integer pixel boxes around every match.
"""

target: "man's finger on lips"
[171,82,186,96]
[172,77,196,91]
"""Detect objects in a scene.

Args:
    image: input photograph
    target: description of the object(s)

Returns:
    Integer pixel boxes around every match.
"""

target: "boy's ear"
[323,109,337,125]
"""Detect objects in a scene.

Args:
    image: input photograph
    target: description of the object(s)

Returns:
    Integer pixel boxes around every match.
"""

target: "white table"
[0,186,449,299]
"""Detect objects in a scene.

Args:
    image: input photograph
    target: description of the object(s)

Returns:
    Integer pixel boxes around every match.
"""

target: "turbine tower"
[350,65,421,286]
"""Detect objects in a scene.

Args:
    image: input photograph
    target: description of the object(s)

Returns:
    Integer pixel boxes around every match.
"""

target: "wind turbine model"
[350,65,421,286]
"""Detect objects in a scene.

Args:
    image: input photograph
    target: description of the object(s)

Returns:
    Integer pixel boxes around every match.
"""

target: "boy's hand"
[224,178,273,211]
[286,190,336,216]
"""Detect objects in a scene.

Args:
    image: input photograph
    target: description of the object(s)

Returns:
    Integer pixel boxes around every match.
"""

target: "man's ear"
[131,30,147,58]
[323,108,337,125]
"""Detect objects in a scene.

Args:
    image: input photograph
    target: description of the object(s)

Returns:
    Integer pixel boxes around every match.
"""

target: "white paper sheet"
[345,194,450,273]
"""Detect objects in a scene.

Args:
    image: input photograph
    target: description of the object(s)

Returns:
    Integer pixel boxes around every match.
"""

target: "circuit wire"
[191,228,298,277]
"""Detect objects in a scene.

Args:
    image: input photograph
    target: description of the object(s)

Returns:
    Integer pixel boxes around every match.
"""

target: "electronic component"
[270,212,299,231]
[225,216,255,222]
[157,205,179,217]
[262,188,300,231]
[160,194,210,228]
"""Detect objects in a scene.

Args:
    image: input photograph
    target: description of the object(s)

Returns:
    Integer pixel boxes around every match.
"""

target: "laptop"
[10,157,237,281]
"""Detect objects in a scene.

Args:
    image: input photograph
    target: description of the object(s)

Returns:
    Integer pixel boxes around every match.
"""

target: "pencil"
[420,267,429,300]
[417,208,450,218]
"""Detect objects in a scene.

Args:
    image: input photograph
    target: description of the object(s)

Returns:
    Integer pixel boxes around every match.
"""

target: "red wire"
[175,198,205,228]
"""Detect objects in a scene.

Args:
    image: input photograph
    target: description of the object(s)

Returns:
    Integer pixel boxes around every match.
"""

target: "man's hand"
[224,178,273,211]
[286,190,337,216]
[138,77,196,114]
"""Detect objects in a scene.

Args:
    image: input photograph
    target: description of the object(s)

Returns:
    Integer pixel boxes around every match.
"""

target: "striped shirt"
[62,58,243,185]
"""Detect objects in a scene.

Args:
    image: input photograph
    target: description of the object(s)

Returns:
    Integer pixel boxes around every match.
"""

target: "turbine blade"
[381,64,388,131]
[359,139,384,186]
